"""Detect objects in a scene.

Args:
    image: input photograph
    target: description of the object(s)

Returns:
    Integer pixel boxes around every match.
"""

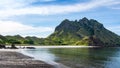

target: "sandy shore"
[0,51,53,68]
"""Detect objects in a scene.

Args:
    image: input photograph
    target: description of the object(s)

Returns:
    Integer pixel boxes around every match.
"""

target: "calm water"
[20,47,120,68]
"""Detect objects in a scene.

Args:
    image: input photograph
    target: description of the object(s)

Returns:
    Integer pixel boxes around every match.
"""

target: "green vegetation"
[47,17,120,46]
[0,35,43,45]
[0,17,120,46]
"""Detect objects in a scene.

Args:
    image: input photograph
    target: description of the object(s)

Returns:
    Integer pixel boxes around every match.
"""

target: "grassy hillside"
[47,17,120,46]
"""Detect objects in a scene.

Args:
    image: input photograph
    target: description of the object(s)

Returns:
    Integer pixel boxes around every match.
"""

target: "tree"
[8,39,21,44]
[23,40,34,44]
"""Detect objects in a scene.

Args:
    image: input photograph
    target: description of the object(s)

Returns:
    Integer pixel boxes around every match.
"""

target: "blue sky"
[0,0,120,38]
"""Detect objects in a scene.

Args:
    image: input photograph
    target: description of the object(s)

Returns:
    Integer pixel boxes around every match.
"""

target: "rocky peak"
[46,17,120,46]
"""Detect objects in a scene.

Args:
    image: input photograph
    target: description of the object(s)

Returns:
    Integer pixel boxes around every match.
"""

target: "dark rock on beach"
[0,44,6,48]
[10,44,18,49]
[26,47,36,49]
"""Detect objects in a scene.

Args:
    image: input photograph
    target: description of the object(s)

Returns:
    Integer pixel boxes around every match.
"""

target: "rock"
[0,44,6,49]
[11,44,18,49]
[26,47,36,49]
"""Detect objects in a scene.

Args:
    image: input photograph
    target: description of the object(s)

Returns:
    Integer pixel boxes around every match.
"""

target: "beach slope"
[0,51,53,68]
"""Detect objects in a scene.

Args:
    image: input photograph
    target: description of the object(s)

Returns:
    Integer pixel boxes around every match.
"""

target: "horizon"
[0,0,120,38]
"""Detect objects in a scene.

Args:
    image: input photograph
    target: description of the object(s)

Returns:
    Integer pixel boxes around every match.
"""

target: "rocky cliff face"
[48,17,120,46]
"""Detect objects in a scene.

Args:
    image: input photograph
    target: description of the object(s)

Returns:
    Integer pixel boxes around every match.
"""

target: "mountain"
[47,17,120,46]
[5,35,25,44]
[25,36,44,45]
[0,35,42,45]
[0,17,120,46]
[0,35,8,44]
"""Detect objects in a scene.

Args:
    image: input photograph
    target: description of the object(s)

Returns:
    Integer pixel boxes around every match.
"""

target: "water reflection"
[20,47,120,68]
[20,49,58,65]
[50,47,120,68]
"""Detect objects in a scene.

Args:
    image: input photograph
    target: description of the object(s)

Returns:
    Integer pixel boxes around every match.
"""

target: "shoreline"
[0,46,104,68]
[0,49,71,68]
[0,51,53,68]
[15,45,99,49]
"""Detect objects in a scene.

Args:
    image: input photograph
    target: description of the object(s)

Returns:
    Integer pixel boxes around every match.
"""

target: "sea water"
[20,47,120,68]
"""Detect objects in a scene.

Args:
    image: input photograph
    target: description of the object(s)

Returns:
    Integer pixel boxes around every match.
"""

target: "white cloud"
[0,0,55,9]
[0,0,119,18]
[0,0,36,9]
[106,0,120,9]
[105,0,120,5]
[0,20,54,37]
[109,5,120,9]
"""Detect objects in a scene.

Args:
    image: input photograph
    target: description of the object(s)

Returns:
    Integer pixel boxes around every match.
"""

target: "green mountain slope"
[48,17,120,46]
[25,36,43,45]
[5,35,25,44]
[0,35,42,45]
[0,35,8,44]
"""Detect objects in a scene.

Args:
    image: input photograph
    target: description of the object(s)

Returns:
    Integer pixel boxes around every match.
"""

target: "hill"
[47,17,120,46]
[0,35,43,45]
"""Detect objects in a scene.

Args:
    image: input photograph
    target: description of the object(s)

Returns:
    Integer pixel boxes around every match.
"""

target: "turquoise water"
[21,47,120,68]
